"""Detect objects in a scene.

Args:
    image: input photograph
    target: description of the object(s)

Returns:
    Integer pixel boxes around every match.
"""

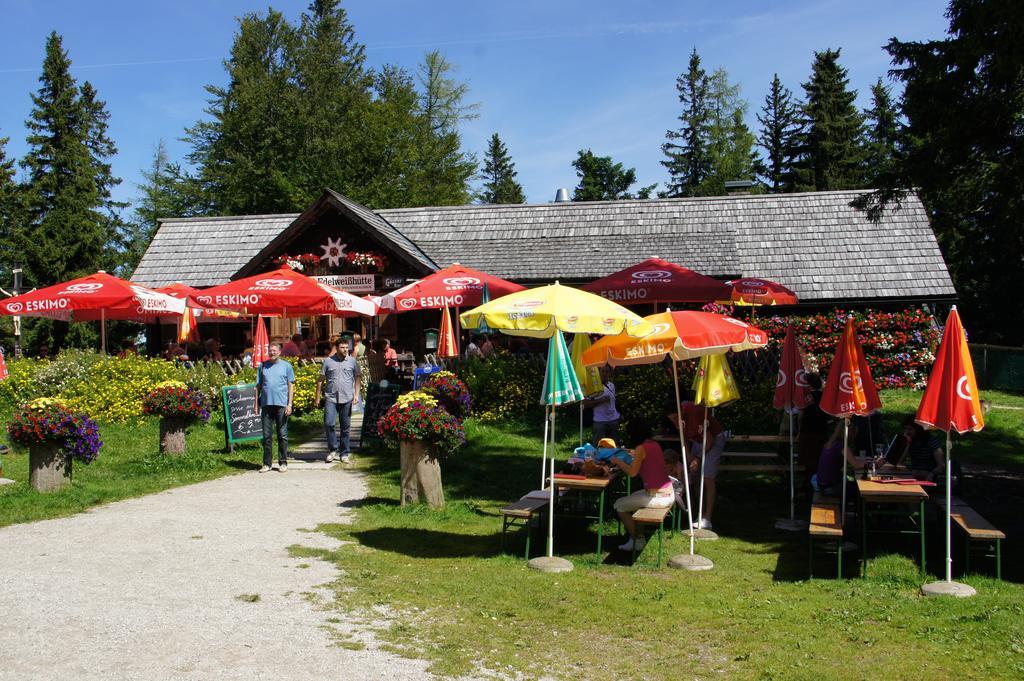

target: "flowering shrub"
[421,371,471,419]
[345,251,387,270]
[7,398,103,463]
[142,382,211,422]
[756,307,940,389]
[290,362,321,414]
[272,253,321,271]
[377,390,465,457]
[455,355,544,423]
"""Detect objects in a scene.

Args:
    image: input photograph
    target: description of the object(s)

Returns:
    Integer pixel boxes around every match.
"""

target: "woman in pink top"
[610,420,674,552]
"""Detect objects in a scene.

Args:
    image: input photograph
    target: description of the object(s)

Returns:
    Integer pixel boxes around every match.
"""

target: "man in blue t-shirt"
[255,341,295,473]
[315,339,361,464]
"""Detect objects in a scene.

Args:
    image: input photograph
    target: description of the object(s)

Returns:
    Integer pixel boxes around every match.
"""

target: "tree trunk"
[399,440,445,508]
[30,441,71,492]
[160,417,188,455]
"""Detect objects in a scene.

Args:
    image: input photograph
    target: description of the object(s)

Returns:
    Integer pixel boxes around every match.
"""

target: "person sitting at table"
[281,334,304,358]
[798,373,830,486]
[609,420,674,553]
[381,338,399,369]
[812,421,863,496]
[667,398,725,531]
[889,417,944,481]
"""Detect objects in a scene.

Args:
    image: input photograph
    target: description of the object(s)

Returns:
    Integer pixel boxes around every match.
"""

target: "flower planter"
[159,416,189,455]
[29,440,71,492]
[399,439,445,508]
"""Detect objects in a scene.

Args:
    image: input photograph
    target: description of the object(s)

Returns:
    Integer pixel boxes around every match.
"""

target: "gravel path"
[0,464,434,681]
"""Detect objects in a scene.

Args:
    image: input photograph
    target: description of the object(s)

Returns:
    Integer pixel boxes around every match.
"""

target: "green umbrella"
[538,331,584,560]
[477,282,492,335]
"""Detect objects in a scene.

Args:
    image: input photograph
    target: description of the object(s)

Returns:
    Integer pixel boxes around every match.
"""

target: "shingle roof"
[132,214,298,287]
[379,190,956,302]
[132,189,956,303]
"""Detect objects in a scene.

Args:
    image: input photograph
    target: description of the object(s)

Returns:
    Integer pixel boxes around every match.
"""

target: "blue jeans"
[261,405,289,466]
[324,400,353,454]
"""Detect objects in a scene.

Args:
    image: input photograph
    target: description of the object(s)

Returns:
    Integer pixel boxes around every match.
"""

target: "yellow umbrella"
[570,332,603,445]
[460,282,651,339]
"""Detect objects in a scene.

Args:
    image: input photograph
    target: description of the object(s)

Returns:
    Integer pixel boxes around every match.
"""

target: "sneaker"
[692,518,713,530]
[326,452,338,463]
[340,453,352,464]
[258,465,271,473]
[279,463,287,472]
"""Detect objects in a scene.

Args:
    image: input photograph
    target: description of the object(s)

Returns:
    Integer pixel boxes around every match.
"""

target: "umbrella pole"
[697,412,709,530]
[540,405,550,489]
[841,417,849,526]
[547,405,556,558]
[579,402,583,446]
[101,308,106,354]
[672,361,696,554]
[946,431,953,583]
[789,410,796,522]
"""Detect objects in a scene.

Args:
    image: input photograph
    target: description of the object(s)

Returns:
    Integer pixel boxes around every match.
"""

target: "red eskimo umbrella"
[252,315,270,366]
[437,306,459,358]
[193,267,377,317]
[580,256,731,304]
[0,272,185,322]
[820,317,882,521]
[156,283,244,320]
[773,325,812,531]
[376,263,524,312]
[721,278,798,307]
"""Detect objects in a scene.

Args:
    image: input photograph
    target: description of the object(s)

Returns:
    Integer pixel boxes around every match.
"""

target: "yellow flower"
[395,390,438,409]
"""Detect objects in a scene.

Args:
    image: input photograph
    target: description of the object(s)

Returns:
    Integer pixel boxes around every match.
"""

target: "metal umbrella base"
[921,580,976,598]
[528,556,574,573]
[669,553,714,571]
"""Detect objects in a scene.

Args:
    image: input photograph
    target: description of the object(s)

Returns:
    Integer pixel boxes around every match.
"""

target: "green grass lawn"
[305,389,1024,680]
[0,412,322,528]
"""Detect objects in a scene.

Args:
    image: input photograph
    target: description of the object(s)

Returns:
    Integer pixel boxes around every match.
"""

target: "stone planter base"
[30,441,71,492]
[399,440,445,508]
[160,417,189,455]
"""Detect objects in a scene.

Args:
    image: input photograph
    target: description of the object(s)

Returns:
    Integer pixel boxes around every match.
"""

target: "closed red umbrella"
[820,317,882,521]
[437,306,459,359]
[580,256,731,304]
[378,264,524,312]
[773,325,812,531]
[252,315,270,366]
[194,267,377,317]
[916,306,984,596]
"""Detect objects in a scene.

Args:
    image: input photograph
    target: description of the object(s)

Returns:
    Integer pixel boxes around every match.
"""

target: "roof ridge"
[158,213,300,224]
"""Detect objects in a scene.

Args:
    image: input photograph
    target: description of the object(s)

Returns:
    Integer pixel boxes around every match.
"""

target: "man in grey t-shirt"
[315,339,361,463]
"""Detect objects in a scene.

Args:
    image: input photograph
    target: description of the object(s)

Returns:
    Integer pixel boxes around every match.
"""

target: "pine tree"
[858,0,1024,343]
[479,133,525,204]
[796,48,866,191]
[0,134,22,287]
[757,74,803,192]
[293,0,372,205]
[408,50,478,206]
[698,68,760,196]
[572,150,655,201]
[661,48,711,197]
[862,78,900,187]
[184,10,304,214]
[19,32,118,286]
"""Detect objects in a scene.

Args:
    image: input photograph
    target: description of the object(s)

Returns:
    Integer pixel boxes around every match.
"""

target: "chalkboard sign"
[360,381,402,444]
[222,383,262,451]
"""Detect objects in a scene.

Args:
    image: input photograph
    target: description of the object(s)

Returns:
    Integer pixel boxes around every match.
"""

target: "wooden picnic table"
[549,472,622,558]
[857,478,929,577]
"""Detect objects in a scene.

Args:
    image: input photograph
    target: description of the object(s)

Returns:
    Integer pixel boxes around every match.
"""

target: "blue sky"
[0,0,951,210]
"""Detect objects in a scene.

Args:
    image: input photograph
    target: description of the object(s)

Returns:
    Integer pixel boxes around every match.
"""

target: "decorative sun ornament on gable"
[319,237,347,268]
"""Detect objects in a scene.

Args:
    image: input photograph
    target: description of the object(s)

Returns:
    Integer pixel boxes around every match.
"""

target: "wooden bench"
[809,493,845,578]
[935,496,1005,579]
[630,505,674,567]
[656,433,799,475]
[500,496,550,559]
